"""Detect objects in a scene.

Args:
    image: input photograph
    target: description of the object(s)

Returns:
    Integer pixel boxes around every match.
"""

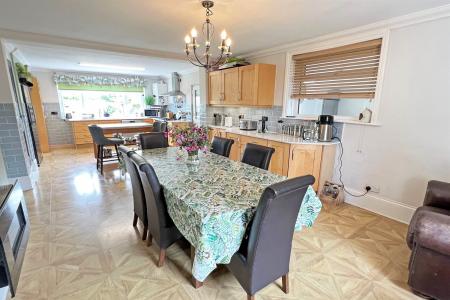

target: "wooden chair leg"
[132,213,138,227]
[158,249,166,267]
[147,233,152,246]
[142,224,148,240]
[192,276,203,289]
[282,273,289,294]
[247,294,255,300]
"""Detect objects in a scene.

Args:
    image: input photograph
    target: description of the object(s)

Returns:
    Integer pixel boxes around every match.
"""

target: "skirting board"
[344,188,416,224]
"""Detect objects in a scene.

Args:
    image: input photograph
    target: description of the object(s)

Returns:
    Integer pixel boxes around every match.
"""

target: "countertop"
[66,117,192,123]
[208,125,338,146]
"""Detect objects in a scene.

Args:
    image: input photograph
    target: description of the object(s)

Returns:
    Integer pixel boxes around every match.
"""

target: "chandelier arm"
[187,55,204,67]
[192,47,206,67]
[211,52,224,67]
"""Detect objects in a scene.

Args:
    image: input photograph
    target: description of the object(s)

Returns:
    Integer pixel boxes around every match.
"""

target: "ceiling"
[5,40,194,76]
[1,0,449,76]
[1,0,449,55]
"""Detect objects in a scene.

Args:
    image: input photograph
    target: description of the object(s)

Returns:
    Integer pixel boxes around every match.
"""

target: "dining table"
[137,147,322,285]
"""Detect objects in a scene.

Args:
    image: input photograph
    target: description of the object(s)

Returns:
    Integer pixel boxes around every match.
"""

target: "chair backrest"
[139,132,168,150]
[118,146,147,224]
[241,143,275,170]
[88,124,109,145]
[243,175,315,284]
[130,153,172,242]
[152,120,167,133]
[211,136,234,157]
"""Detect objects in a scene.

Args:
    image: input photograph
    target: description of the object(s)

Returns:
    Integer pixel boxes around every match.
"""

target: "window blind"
[290,39,382,99]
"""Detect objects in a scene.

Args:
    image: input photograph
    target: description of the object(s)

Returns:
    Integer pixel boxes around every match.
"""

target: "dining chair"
[210,136,234,158]
[139,132,169,150]
[226,175,315,300]
[118,146,148,240]
[88,124,124,175]
[152,120,167,133]
[130,153,183,267]
[241,143,275,170]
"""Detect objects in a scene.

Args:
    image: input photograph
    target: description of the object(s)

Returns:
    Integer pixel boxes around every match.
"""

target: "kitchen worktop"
[208,125,338,146]
[66,116,153,122]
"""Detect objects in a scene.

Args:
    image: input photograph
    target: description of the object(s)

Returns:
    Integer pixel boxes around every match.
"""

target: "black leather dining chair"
[139,132,169,150]
[241,143,275,170]
[88,124,124,175]
[152,120,167,133]
[211,136,234,158]
[227,175,315,300]
[130,153,183,267]
[118,146,148,240]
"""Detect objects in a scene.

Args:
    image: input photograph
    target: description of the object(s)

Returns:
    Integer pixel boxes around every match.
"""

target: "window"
[286,39,383,121]
[59,90,145,119]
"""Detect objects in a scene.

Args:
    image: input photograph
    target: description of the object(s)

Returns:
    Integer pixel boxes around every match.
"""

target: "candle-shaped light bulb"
[220,30,227,40]
[190,28,198,38]
[225,38,232,47]
[184,35,191,44]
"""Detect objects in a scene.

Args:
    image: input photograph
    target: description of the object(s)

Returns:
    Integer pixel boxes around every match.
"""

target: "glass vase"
[186,150,199,165]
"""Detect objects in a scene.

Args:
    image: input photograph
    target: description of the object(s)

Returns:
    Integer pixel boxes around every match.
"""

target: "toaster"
[239,119,258,131]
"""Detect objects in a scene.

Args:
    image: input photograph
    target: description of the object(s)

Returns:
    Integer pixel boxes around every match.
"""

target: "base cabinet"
[226,133,241,161]
[268,141,290,176]
[288,145,323,191]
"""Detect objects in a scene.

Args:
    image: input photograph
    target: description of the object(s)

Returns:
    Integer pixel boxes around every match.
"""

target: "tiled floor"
[14,148,419,299]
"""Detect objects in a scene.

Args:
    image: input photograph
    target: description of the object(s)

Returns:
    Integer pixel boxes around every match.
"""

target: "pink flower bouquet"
[168,125,209,160]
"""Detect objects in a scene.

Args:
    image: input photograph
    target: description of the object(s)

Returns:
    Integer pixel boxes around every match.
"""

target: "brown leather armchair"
[406,180,450,300]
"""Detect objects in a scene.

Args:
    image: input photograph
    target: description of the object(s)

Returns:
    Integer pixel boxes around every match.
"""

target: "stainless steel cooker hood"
[164,72,185,98]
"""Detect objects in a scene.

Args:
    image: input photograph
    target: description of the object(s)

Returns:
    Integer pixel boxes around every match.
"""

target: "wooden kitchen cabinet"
[288,144,323,191]
[226,133,241,161]
[268,141,290,176]
[239,136,268,158]
[208,64,276,107]
[208,128,226,142]
[208,71,223,105]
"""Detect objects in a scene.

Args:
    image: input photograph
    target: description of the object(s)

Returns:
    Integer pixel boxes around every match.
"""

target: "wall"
[337,17,450,222]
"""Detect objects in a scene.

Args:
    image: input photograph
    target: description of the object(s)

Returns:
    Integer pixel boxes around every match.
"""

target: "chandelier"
[184,0,232,70]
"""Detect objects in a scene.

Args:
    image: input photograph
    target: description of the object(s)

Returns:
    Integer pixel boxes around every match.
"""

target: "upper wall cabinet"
[208,64,276,107]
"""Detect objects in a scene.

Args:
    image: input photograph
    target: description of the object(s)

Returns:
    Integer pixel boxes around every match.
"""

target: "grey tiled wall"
[0,103,28,178]
[43,103,74,145]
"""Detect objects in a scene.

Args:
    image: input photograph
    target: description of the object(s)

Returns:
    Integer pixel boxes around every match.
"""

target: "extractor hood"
[164,72,185,98]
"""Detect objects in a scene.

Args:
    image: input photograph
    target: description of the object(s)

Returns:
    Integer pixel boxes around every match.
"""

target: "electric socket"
[366,185,380,193]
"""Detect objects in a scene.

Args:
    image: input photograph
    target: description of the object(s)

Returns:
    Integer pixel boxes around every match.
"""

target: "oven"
[0,181,30,297]
[144,105,167,118]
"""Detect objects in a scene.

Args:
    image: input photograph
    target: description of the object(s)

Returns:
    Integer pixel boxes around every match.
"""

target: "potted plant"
[168,125,209,164]
[15,63,32,85]
[145,95,156,107]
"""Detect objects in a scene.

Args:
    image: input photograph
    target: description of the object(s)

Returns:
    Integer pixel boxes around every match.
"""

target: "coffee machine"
[317,115,334,142]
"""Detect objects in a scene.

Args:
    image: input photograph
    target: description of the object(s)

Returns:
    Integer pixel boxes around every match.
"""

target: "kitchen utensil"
[317,115,334,142]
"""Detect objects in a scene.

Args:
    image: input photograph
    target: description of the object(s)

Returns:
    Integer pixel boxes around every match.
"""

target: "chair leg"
[114,144,120,162]
[99,145,104,175]
[247,294,255,300]
[142,224,148,240]
[147,233,152,246]
[282,273,289,294]
[158,249,166,267]
[96,144,101,170]
[132,213,138,227]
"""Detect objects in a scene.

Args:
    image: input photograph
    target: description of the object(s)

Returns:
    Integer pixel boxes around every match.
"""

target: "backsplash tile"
[43,103,74,145]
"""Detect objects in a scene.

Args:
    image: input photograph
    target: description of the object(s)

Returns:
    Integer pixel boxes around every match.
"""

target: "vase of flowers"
[168,125,209,165]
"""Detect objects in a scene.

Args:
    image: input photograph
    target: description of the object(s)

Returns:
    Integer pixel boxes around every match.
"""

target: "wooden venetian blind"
[290,39,382,99]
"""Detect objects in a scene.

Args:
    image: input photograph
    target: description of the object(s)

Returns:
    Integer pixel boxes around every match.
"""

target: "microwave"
[144,105,167,118]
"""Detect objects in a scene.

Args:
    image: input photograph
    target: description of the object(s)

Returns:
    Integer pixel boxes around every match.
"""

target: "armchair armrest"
[423,180,450,210]
[415,209,450,256]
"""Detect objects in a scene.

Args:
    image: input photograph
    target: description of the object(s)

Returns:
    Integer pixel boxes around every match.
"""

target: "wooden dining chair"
[139,132,169,150]
[210,136,234,158]
[118,146,148,240]
[130,153,183,267]
[241,143,275,170]
[226,175,315,300]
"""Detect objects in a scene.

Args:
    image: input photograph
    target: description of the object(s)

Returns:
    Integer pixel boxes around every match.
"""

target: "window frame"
[282,29,390,125]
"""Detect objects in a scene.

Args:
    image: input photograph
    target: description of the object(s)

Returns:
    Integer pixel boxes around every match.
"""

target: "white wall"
[33,70,59,103]
[337,17,450,222]
[0,42,13,102]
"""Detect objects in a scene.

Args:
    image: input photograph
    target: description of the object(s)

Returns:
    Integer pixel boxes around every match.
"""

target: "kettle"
[317,115,334,142]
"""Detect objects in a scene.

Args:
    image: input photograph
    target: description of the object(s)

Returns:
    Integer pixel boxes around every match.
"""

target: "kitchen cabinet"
[208,71,223,105]
[226,133,241,161]
[239,136,268,158]
[268,141,290,176]
[208,128,226,142]
[288,145,323,191]
[208,64,276,107]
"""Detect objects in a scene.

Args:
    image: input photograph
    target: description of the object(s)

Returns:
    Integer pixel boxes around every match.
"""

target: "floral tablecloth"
[137,147,322,281]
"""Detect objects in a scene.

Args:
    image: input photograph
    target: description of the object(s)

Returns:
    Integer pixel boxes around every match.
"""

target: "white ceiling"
[1,0,449,55]
[1,0,449,76]
[5,41,194,76]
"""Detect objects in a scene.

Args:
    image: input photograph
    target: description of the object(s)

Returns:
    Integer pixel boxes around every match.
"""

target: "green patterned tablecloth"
[137,147,322,281]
